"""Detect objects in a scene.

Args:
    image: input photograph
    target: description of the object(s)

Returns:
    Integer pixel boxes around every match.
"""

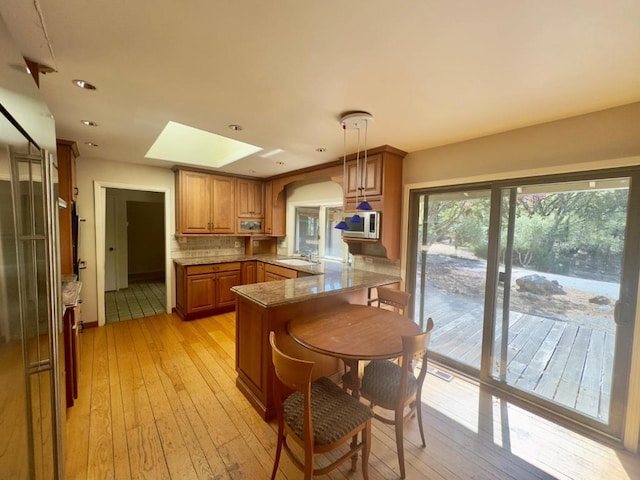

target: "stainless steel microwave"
[342,211,380,239]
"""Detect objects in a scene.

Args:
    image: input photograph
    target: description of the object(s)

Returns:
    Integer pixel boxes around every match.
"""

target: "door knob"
[109,247,114,251]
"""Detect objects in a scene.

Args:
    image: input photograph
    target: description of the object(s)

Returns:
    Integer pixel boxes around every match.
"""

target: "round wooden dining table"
[288,303,420,362]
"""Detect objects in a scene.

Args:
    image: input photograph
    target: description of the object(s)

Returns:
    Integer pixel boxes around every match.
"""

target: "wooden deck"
[424,292,615,422]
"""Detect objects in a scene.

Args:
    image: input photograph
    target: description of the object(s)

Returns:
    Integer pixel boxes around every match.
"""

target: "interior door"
[488,175,639,436]
[105,194,117,291]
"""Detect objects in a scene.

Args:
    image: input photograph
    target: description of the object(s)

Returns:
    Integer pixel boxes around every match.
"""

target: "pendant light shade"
[334,220,349,230]
[349,213,363,223]
[356,200,373,211]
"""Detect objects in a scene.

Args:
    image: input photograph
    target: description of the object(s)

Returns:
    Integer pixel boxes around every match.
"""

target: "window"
[406,169,640,439]
[294,205,344,260]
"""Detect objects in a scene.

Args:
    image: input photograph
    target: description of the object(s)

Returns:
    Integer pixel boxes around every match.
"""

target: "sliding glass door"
[407,170,640,437]
[411,189,491,372]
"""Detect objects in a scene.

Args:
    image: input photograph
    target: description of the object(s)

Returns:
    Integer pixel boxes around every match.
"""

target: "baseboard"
[128,271,165,283]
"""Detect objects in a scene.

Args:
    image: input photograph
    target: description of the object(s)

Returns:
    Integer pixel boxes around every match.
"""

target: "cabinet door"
[179,171,212,234]
[242,261,257,284]
[257,262,265,282]
[57,140,78,275]
[211,175,236,233]
[344,153,382,199]
[216,270,241,308]
[237,179,265,218]
[264,181,286,236]
[186,274,216,313]
[264,271,285,282]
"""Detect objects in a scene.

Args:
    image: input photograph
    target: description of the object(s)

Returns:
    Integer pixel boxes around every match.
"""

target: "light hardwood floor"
[64,312,640,479]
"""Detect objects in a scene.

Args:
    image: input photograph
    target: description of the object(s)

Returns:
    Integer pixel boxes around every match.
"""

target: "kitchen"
[2,1,640,479]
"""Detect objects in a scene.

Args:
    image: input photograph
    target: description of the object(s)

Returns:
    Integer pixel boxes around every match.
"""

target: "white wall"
[75,157,174,325]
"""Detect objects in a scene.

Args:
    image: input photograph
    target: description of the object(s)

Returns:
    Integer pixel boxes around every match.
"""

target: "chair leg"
[416,396,426,447]
[270,421,284,480]
[361,421,372,480]
[395,410,406,479]
[350,434,358,472]
[304,448,314,480]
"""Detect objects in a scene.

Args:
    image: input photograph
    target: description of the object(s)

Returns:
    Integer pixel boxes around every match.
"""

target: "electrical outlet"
[253,240,259,247]
[234,241,241,248]
[365,257,373,264]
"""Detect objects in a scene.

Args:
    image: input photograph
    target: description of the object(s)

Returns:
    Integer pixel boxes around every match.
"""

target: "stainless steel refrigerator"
[0,12,64,480]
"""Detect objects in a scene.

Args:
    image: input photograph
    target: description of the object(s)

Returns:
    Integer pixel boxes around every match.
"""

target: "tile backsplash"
[171,236,245,259]
[352,255,401,277]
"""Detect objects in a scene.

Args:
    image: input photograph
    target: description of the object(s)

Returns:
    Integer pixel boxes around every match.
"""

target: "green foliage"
[418,185,628,279]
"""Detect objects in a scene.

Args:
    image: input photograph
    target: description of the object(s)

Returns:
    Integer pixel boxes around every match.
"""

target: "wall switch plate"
[234,241,241,248]
[253,240,259,247]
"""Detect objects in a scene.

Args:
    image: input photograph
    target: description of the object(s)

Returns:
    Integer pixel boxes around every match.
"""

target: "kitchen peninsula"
[231,265,400,420]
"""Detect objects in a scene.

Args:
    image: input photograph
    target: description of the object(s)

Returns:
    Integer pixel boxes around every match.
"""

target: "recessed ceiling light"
[316,147,326,153]
[228,124,243,131]
[73,79,97,90]
[80,120,98,127]
[85,142,99,147]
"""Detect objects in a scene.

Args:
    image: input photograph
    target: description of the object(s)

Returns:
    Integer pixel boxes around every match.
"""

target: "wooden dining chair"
[359,318,434,479]
[370,286,411,317]
[269,332,373,480]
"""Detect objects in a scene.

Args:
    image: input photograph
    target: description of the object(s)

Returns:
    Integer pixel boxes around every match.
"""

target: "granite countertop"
[173,254,343,275]
[231,269,401,308]
[62,281,82,307]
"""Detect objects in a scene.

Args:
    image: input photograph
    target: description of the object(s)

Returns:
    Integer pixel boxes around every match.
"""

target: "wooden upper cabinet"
[175,170,235,234]
[236,178,265,218]
[57,139,79,204]
[264,180,286,236]
[345,153,382,199]
[178,170,212,234]
[341,146,406,261]
[211,175,236,233]
[57,139,79,276]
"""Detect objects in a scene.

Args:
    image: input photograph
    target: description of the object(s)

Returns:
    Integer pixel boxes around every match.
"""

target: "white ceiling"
[2,1,639,177]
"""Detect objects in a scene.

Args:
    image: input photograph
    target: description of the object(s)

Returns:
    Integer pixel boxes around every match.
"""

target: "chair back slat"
[269,332,314,393]
[376,287,411,316]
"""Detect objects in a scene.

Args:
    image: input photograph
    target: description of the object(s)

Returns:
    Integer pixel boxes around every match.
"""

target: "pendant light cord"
[363,119,368,203]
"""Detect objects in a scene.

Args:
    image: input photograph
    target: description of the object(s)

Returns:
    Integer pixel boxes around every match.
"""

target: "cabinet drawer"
[264,263,298,279]
[185,262,241,275]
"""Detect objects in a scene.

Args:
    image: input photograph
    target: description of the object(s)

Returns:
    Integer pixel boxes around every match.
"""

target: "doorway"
[407,169,640,439]
[95,184,170,325]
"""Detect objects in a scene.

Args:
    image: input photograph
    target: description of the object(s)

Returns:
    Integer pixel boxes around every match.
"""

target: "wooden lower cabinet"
[235,289,368,420]
[263,263,298,281]
[241,261,257,284]
[256,261,265,282]
[175,262,242,320]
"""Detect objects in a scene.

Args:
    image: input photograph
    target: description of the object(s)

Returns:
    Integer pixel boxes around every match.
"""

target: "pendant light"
[334,121,350,230]
[355,115,373,211]
[334,112,373,230]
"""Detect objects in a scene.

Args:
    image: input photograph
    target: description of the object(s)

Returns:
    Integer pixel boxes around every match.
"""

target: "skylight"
[145,121,262,168]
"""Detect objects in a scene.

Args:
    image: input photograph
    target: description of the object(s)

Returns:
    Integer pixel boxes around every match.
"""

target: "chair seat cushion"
[360,360,417,406]
[283,377,373,446]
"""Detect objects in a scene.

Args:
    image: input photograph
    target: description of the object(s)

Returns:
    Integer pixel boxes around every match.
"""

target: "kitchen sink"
[278,258,318,266]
